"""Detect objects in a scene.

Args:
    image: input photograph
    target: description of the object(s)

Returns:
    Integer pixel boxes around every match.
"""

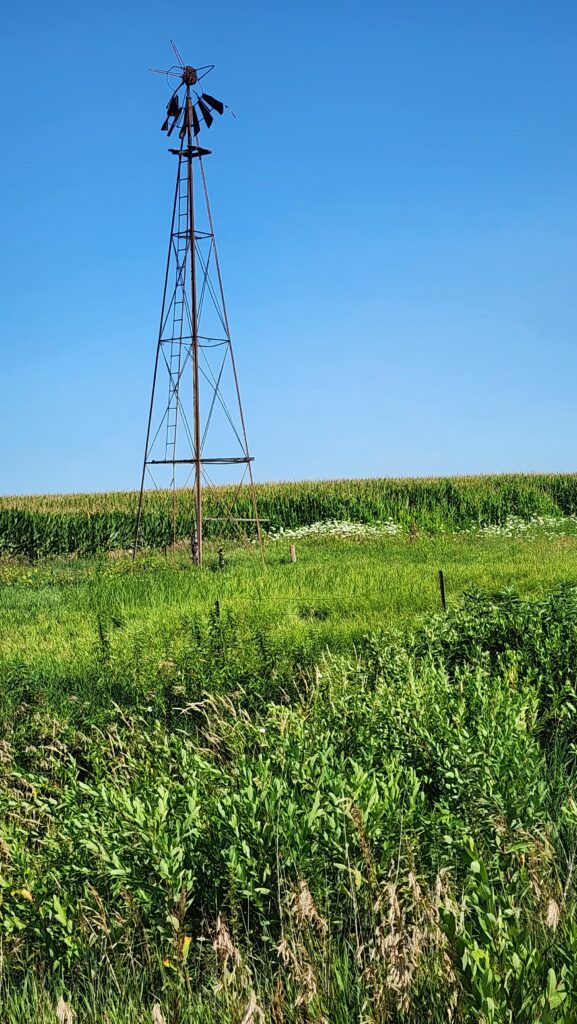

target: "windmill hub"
[182,66,198,85]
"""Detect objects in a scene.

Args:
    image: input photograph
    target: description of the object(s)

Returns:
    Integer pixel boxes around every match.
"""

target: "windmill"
[133,43,261,564]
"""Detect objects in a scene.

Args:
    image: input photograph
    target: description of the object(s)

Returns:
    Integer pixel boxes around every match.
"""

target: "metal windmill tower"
[134,44,261,564]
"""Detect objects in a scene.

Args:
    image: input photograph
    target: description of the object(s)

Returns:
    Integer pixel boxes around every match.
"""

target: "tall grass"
[2,586,577,1020]
[3,532,577,727]
[3,473,577,556]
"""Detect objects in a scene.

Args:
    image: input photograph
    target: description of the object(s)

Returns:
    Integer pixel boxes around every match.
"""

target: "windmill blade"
[167,110,182,138]
[166,94,180,118]
[197,97,214,128]
[201,93,224,115]
[167,103,183,138]
[192,104,201,137]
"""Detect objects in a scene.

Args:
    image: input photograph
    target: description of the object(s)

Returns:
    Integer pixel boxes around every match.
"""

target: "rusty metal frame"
[133,57,262,564]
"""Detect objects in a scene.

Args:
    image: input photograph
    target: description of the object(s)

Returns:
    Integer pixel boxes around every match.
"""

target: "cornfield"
[2,473,577,557]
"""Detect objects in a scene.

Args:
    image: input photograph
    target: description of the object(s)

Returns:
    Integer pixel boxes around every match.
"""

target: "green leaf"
[52,895,68,928]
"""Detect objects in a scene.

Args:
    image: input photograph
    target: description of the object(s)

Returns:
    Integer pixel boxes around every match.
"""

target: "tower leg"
[187,110,202,564]
[134,160,182,559]
[198,155,263,559]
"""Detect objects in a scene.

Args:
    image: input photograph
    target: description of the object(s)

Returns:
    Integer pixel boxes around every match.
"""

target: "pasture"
[2,480,577,1021]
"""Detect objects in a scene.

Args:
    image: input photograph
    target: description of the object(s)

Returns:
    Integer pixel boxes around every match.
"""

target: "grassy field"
[3,489,577,1020]
[2,528,577,723]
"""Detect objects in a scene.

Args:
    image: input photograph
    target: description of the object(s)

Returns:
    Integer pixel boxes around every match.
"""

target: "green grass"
[3,530,577,723]
[3,524,577,1020]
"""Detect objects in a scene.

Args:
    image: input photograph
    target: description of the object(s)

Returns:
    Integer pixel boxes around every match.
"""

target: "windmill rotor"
[152,53,227,138]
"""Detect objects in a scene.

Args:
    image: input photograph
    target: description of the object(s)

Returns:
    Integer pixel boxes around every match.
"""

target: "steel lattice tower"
[134,47,261,564]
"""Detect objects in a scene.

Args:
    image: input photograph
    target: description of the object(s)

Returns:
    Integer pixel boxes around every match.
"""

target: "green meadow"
[3,528,577,721]
[3,482,577,1021]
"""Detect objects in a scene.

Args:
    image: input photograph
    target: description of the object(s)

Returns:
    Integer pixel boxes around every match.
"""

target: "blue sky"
[1,0,577,493]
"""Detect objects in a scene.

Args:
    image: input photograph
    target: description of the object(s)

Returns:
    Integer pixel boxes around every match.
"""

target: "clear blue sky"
[1,0,577,494]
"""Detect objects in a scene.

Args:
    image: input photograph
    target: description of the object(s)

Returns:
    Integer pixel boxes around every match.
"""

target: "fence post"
[290,544,297,563]
[438,570,447,612]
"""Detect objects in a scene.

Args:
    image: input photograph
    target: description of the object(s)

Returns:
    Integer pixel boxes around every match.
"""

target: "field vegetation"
[2,478,577,1020]
[3,472,577,556]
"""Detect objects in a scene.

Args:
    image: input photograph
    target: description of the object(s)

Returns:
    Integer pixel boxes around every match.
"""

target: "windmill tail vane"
[134,46,261,565]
